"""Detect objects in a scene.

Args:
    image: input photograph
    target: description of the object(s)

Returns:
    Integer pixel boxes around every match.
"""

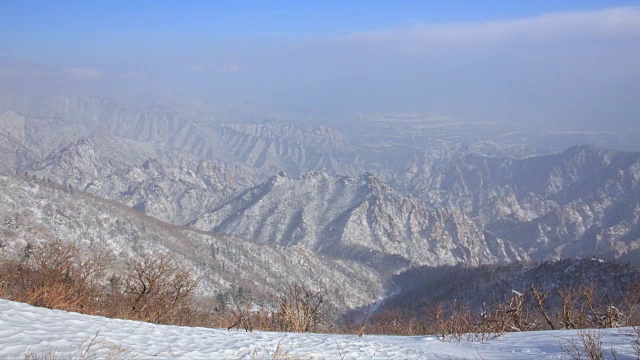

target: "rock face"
[193,171,522,271]
[27,137,257,225]
[394,145,640,260]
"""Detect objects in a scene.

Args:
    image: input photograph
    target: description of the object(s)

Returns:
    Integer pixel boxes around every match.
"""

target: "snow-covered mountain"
[1,94,640,312]
[0,95,366,178]
[26,137,257,225]
[0,175,383,310]
[394,145,640,260]
[193,171,522,270]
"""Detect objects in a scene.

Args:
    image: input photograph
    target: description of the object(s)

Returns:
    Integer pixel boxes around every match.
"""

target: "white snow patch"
[0,299,638,359]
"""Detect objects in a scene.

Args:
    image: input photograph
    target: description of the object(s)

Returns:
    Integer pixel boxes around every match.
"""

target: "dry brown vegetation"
[349,281,640,340]
[0,239,327,333]
[2,238,640,339]
[275,284,326,332]
[0,240,199,326]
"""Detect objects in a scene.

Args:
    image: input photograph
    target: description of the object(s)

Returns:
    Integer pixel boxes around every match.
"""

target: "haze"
[1,1,639,132]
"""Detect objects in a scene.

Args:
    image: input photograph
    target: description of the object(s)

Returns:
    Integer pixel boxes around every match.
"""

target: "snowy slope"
[394,145,640,261]
[193,171,521,271]
[0,175,384,310]
[1,299,637,359]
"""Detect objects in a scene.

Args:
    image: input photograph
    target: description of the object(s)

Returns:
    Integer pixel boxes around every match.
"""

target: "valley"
[1,95,639,315]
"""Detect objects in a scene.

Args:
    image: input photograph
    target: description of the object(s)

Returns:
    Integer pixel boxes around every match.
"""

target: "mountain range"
[1,94,639,311]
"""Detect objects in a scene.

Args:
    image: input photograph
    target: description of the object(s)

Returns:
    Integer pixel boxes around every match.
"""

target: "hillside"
[0,175,383,310]
[379,258,640,313]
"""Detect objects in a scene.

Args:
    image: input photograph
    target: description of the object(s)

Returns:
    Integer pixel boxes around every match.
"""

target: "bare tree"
[531,285,556,330]
[124,252,198,324]
[275,284,325,332]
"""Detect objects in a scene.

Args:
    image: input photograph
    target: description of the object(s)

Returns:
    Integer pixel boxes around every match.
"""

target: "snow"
[1,299,638,359]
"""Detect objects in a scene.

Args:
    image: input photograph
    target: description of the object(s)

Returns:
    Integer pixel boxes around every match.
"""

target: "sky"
[1,1,640,131]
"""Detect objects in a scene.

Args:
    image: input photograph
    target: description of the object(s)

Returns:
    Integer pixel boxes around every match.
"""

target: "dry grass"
[250,335,294,360]
[23,330,132,360]
[557,330,608,360]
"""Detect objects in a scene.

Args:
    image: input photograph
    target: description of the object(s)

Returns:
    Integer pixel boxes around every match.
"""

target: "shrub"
[0,241,108,313]
[118,252,198,325]
[558,330,606,360]
[0,240,199,326]
[275,284,325,332]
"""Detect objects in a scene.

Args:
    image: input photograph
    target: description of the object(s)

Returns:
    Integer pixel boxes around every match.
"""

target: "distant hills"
[1,94,639,311]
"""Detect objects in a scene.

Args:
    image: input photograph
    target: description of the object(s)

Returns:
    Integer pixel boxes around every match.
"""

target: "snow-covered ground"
[1,299,637,359]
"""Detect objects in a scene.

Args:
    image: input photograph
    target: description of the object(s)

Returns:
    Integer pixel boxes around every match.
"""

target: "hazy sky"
[1,1,639,131]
